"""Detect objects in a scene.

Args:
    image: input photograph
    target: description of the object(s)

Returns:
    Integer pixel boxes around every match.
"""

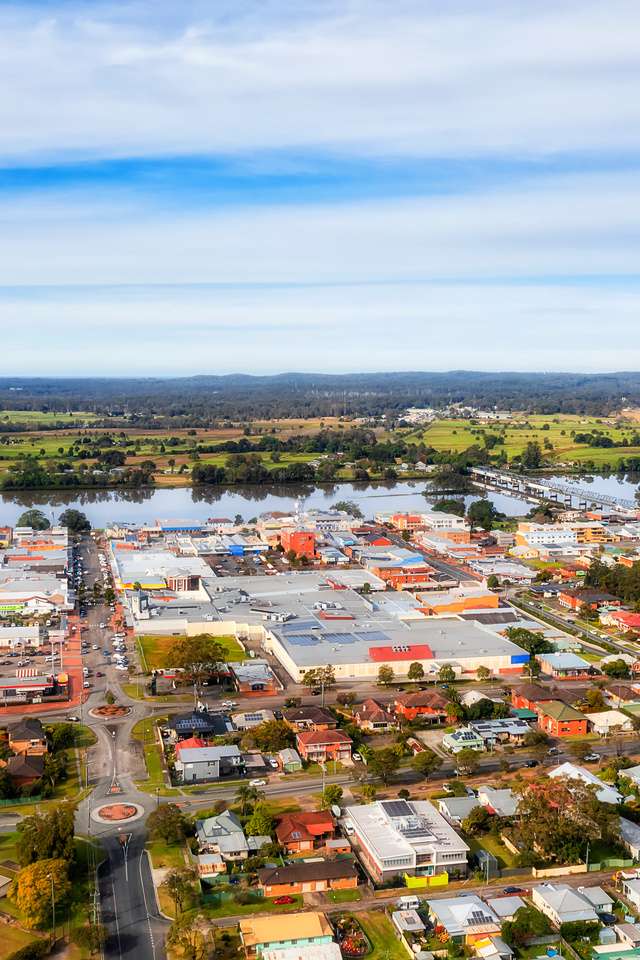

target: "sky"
[2,0,640,375]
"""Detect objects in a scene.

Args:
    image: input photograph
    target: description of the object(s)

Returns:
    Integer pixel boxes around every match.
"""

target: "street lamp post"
[49,874,56,945]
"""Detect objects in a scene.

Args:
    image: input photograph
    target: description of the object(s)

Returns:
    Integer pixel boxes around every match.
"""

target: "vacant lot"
[137,633,244,671]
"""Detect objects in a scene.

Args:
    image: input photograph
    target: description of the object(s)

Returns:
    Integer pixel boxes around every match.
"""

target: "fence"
[0,796,41,807]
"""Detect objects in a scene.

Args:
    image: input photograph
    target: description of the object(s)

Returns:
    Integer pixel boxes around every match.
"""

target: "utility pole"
[49,874,56,945]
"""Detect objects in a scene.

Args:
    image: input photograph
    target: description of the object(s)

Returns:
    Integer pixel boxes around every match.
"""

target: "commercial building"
[344,798,469,883]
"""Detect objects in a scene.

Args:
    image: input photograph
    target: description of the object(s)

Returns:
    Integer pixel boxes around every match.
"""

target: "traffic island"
[92,802,145,824]
[89,704,131,719]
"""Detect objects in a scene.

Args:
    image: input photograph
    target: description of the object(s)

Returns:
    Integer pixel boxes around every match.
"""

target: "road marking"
[138,849,157,960]
[111,876,123,960]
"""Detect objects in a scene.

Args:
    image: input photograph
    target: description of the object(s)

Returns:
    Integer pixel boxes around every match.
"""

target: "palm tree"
[234,784,262,815]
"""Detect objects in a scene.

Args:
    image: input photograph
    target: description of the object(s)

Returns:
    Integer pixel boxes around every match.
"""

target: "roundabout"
[89,704,131,719]
[91,801,145,824]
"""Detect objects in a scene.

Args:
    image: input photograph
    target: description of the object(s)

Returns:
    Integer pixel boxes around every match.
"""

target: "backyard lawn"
[327,888,362,903]
[468,834,518,868]
[201,893,303,920]
[147,839,187,870]
[357,911,407,960]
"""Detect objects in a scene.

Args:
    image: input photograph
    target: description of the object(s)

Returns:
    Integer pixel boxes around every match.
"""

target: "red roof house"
[296,729,353,764]
[393,689,451,722]
[275,811,336,853]
[175,737,208,756]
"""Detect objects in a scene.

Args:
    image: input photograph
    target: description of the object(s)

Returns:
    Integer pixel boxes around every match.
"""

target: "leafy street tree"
[377,665,395,686]
[10,858,71,929]
[455,748,481,775]
[602,658,630,679]
[517,777,620,863]
[461,806,492,836]
[433,498,466,517]
[368,746,401,784]
[407,662,424,681]
[321,785,344,809]
[235,784,262,815]
[163,868,196,916]
[467,499,501,531]
[521,441,543,470]
[245,802,274,837]
[411,750,442,778]
[166,634,224,686]
[486,574,499,589]
[438,664,456,683]
[505,627,552,656]
[58,509,91,533]
[248,720,294,753]
[72,922,107,955]
[16,509,50,530]
[301,666,336,691]
[167,915,210,960]
[146,804,190,844]
[18,804,76,867]
[476,665,491,681]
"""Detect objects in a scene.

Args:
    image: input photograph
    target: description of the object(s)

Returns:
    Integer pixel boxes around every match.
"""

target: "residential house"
[437,796,479,825]
[174,744,243,783]
[296,730,352,764]
[619,766,640,789]
[531,884,599,926]
[558,589,620,612]
[604,683,639,708]
[239,912,335,958]
[575,885,614,913]
[196,853,226,879]
[485,897,526,922]
[344,798,469,883]
[586,710,634,736]
[394,689,451,723]
[442,727,485,754]
[6,754,44,787]
[231,660,280,696]
[538,653,593,679]
[257,859,359,897]
[284,706,338,731]
[166,710,231,740]
[353,698,396,732]
[618,817,640,859]
[476,786,518,818]
[623,879,640,912]
[195,809,270,862]
[275,811,336,853]
[469,718,531,748]
[601,611,640,634]
[232,709,276,731]
[8,718,47,756]
[615,924,640,949]
[536,701,588,737]
[548,762,623,804]
[510,683,556,712]
[426,895,500,944]
[278,748,303,773]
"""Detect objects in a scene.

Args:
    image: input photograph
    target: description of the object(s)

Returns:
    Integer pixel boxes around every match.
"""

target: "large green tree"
[166,635,225,686]
[10,858,71,929]
[17,804,76,867]
[368,747,402,784]
[16,509,50,530]
[58,509,91,533]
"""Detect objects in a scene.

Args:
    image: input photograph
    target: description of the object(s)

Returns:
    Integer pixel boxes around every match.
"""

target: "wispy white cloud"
[0,0,639,160]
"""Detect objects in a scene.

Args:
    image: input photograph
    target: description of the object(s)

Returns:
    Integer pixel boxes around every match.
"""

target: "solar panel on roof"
[282,620,317,633]
[381,799,413,817]
[469,910,491,925]
[355,631,391,642]
[286,634,321,646]
[323,632,355,644]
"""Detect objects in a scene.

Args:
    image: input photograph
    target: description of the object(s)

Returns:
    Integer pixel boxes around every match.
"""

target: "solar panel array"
[323,632,356,644]
[282,620,318,633]
[381,799,413,817]
[287,634,321,646]
[355,631,391,642]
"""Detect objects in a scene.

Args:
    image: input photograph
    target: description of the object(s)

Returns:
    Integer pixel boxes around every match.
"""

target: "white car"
[268,759,279,769]
[352,752,363,762]
[249,778,267,787]
[92,644,99,650]
[115,664,128,671]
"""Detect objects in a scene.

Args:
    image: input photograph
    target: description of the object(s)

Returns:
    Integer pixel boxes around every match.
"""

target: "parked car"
[268,759,279,769]
[547,746,560,755]
[523,759,539,768]
[503,886,525,895]
[352,752,363,762]
[273,896,295,905]
[584,753,600,762]
[65,715,80,722]
[249,779,267,787]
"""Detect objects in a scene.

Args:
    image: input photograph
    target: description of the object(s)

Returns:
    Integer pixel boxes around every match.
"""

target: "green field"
[357,911,408,960]
[137,633,244,671]
[0,410,98,425]
[147,839,187,870]
[201,893,304,920]
[409,413,640,467]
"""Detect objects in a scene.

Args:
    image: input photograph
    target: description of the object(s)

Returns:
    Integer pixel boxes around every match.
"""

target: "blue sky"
[2,0,640,375]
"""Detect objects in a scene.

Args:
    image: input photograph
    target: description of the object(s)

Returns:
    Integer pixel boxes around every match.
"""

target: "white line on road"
[138,849,157,960]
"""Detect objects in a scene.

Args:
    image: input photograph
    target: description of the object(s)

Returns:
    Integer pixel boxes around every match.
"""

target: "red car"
[273,896,295,905]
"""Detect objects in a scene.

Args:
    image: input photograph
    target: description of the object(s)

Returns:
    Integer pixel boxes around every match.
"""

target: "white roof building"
[548,762,623,804]
[426,894,500,938]
[531,884,599,926]
[345,798,469,884]
[585,710,634,736]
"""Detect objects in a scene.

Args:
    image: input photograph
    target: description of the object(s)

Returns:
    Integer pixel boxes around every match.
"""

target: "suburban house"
[426,895,500,944]
[296,730,353,764]
[278,748,303,773]
[536,701,588,737]
[510,683,556,713]
[257,859,359,896]
[442,727,485,754]
[538,653,594,679]
[232,709,276,731]
[284,706,338,731]
[195,809,270,862]
[468,718,531,748]
[603,683,639,707]
[619,817,640,860]
[548,762,623,804]
[476,786,518,818]
[275,811,336,853]
[558,589,620,612]
[353,698,396,731]
[394,689,451,723]
[531,884,604,926]
[239,912,335,958]
[585,710,634,736]
[614,924,640,949]
[485,897,527,923]
[437,796,479,825]
[8,718,47,756]
[166,710,231,740]
[344,798,469,884]
[6,753,44,787]
[174,743,244,783]
[623,879,640,912]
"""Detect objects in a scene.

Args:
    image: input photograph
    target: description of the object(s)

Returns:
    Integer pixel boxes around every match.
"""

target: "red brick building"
[393,689,451,723]
[296,729,353,763]
[275,811,336,853]
[537,700,588,737]
[280,529,317,560]
[257,859,359,897]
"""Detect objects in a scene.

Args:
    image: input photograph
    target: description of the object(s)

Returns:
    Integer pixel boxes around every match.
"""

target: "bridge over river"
[470,467,639,512]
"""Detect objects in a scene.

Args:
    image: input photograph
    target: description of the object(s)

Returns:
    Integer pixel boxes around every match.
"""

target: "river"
[0,473,637,527]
